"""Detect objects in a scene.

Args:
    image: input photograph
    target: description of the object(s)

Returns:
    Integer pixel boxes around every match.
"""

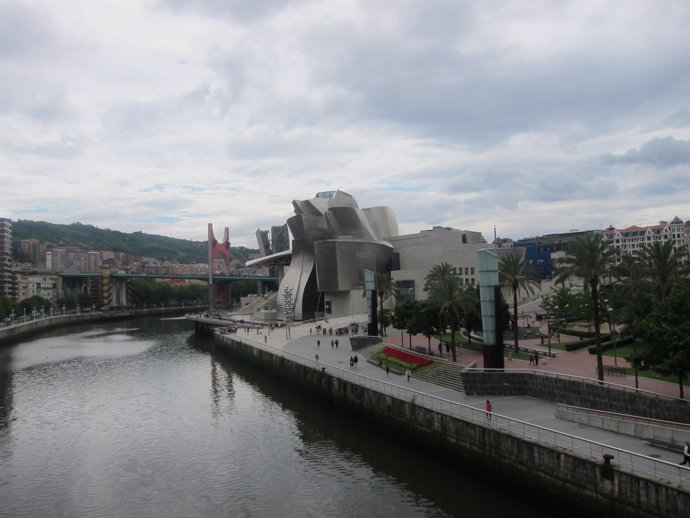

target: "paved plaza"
[230,312,689,471]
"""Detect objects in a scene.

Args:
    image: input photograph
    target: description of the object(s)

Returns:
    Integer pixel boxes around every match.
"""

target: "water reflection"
[0,318,580,518]
[200,343,563,518]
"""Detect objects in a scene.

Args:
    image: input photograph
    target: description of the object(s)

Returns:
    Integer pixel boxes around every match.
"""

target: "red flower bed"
[381,347,432,368]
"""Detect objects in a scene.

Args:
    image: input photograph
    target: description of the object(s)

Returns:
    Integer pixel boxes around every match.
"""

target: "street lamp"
[607,305,617,367]
[543,296,552,356]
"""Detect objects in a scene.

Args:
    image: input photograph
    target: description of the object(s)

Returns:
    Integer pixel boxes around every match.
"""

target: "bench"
[604,365,627,376]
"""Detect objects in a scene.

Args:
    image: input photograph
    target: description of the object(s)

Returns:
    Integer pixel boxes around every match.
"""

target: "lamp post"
[544,296,552,356]
[607,305,617,367]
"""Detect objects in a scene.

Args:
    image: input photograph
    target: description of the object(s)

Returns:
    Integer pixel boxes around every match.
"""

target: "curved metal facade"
[278,191,398,321]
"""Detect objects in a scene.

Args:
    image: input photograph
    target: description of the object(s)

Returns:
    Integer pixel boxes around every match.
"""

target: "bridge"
[58,272,278,282]
[58,270,279,312]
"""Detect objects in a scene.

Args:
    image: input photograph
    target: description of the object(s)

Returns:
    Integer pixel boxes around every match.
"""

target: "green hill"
[11,220,257,264]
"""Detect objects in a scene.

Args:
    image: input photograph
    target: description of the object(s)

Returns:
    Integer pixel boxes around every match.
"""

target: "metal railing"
[472,367,687,403]
[217,330,690,490]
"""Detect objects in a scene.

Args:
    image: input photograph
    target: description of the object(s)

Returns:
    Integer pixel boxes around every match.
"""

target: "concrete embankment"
[0,307,196,346]
[214,331,690,518]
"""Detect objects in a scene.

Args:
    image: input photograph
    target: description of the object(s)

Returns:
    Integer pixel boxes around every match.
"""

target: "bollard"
[602,453,615,480]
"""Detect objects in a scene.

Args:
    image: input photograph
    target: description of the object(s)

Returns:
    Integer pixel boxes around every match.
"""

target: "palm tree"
[375,272,397,336]
[499,252,541,351]
[638,240,688,299]
[424,262,455,291]
[557,234,616,381]
[425,263,477,362]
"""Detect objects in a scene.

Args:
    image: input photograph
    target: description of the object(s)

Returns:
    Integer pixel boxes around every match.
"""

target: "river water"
[0,317,558,517]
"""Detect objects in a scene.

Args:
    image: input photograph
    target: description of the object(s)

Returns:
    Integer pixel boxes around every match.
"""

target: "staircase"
[357,341,466,393]
[236,291,277,314]
[413,362,466,392]
[352,340,387,359]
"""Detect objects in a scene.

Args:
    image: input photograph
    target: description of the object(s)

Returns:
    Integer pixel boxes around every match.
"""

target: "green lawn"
[601,344,680,384]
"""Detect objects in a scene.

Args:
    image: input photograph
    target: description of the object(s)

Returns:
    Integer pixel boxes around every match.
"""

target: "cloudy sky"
[2,0,690,248]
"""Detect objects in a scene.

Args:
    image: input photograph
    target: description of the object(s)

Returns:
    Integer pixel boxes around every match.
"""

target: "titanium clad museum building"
[250,191,490,322]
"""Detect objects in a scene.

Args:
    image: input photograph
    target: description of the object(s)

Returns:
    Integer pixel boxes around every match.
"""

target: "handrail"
[470,367,687,403]
[217,329,690,490]
[558,404,690,430]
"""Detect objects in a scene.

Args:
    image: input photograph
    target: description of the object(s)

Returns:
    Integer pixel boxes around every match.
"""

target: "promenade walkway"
[223,314,690,489]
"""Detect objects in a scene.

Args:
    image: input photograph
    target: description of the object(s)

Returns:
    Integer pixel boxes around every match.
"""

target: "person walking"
[405,368,411,382]
[317,339,320,348]
[485,400,493,421]
[680,441,690,466]
[385,364,390,377]
[353,355,358,369]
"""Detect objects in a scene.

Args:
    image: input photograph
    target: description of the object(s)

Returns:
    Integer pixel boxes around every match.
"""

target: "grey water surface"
[0,317,558,518]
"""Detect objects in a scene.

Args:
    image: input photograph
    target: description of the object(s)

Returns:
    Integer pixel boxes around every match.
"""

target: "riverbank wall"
[215,332,689,518]
[0,306,194,346]
[462,370,690,423]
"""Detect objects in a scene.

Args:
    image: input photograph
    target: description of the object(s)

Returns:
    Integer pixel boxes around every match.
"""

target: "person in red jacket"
[485,400,493,421]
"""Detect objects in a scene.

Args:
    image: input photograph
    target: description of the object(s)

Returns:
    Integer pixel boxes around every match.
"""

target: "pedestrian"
[331,339,334,348]
[529,353,534,366]
[349,356,354,369]
[405,368,411,382]
[353,354,359,369]
[309,327,312,335]
[485,399,493,421]
[385,364,390,377]
[534,353,539,366]
[315,353,319,362]
[680,441,690,466]
[335,339,339,349]
[438,343,443,357]
[264,335,267,344]
[317,339,320,348]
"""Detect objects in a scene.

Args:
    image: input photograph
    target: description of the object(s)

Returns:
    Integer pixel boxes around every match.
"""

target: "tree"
[392,301,415,349]
[425,263,477,362]
[413,301,442,354]
[375,272,397,336]
[638,240,688,299]
[499,252,541,351]
[634,280,690,398]
[556,234,616,381]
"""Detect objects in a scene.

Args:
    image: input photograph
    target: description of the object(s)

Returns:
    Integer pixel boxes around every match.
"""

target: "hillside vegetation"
[12,220,257,264]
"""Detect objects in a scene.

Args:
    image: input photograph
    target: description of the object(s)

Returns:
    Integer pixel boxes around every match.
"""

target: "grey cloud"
[159,0,299,22]
[0,2,54,56]
[603,137,690,167]
[301,9,690,148]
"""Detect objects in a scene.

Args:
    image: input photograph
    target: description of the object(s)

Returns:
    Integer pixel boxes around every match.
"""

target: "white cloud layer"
[1,0,689,247]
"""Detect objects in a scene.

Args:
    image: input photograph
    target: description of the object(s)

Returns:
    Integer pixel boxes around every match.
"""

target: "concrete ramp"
[556,404,690,449]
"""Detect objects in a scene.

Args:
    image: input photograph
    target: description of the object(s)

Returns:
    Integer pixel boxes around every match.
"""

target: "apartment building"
[0,218,13,299]
[603,216,689,260]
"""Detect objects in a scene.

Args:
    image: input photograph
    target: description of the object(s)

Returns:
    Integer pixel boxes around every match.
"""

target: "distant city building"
[603,216,690,261]
[48,247,101,272]
[514,229,600,278]
[0,218,13,299]
[15,239,47,267]
[15,270,58,303]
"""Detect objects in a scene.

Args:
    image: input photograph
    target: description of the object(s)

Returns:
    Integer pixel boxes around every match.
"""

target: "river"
[0,317,558,517]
